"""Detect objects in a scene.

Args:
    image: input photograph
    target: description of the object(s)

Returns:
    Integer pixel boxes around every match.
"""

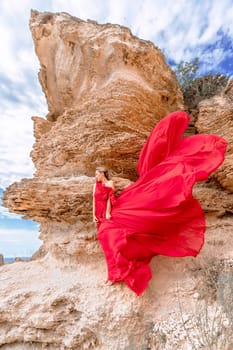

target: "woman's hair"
[96,166,110,180]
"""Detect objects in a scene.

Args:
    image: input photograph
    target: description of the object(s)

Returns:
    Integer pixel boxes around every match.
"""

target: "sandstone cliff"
[30,10,183,180]
[1,10,233,350]
[3,9,183,264]
[196,81,233,192]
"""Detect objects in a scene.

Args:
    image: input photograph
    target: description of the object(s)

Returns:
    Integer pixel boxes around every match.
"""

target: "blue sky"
[0,189,40,257]
[0,0,233,257]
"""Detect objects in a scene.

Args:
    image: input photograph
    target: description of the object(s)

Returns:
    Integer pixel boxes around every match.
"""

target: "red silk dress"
[96,111,227,296]
[94,181,114,229]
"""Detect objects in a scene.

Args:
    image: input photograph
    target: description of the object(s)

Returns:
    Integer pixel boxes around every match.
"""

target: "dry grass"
[177,255,233,350]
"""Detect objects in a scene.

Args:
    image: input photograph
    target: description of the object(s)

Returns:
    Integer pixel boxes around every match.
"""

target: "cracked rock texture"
[1,9,233,350]
[29,10,183,180]
[196,80,233,192]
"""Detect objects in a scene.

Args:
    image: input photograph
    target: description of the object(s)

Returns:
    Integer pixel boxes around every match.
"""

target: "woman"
[95,111,227,296]
[93,166,115,229]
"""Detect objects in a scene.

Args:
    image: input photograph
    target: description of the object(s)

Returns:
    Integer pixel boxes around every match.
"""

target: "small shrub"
[174,58,229,117]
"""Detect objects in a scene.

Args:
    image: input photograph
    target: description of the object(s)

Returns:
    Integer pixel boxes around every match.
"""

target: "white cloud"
[200,48,228,73]
[205,0,233,39]
[0,227,41,257]
[0,1,41,82]
[0,108,41,189]
[127,0,233,64]
[0,205,23,220]
[50,0,108,22]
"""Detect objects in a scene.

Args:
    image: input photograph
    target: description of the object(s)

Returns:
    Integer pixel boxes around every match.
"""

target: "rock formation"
[196,82,233,192]
[29,10,183,180]
[1,9,233,350]
[3,9,183,262]
[0,254,3,266]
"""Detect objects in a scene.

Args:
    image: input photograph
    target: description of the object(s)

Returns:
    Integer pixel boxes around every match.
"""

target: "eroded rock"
[29,9,183,180]
[196,81,233,192]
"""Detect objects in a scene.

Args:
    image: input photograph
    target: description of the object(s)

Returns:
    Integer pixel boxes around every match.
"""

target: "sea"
[3,257,30,264]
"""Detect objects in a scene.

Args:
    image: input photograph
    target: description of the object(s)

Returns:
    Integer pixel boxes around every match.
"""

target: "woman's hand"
[93,215,98,223]
[106,213,111,220]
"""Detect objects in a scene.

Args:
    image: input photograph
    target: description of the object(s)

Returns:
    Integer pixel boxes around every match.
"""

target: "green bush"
[174,58,229,113]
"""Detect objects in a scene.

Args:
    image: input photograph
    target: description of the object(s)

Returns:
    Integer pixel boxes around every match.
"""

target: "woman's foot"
[104,279,115,286]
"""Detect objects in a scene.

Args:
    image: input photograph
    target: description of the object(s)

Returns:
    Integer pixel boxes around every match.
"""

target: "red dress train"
[96,111,227,296]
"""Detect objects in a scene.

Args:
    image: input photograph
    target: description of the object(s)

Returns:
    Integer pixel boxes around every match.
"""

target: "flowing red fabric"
[94,181,113,229]
[96,111,227,296]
